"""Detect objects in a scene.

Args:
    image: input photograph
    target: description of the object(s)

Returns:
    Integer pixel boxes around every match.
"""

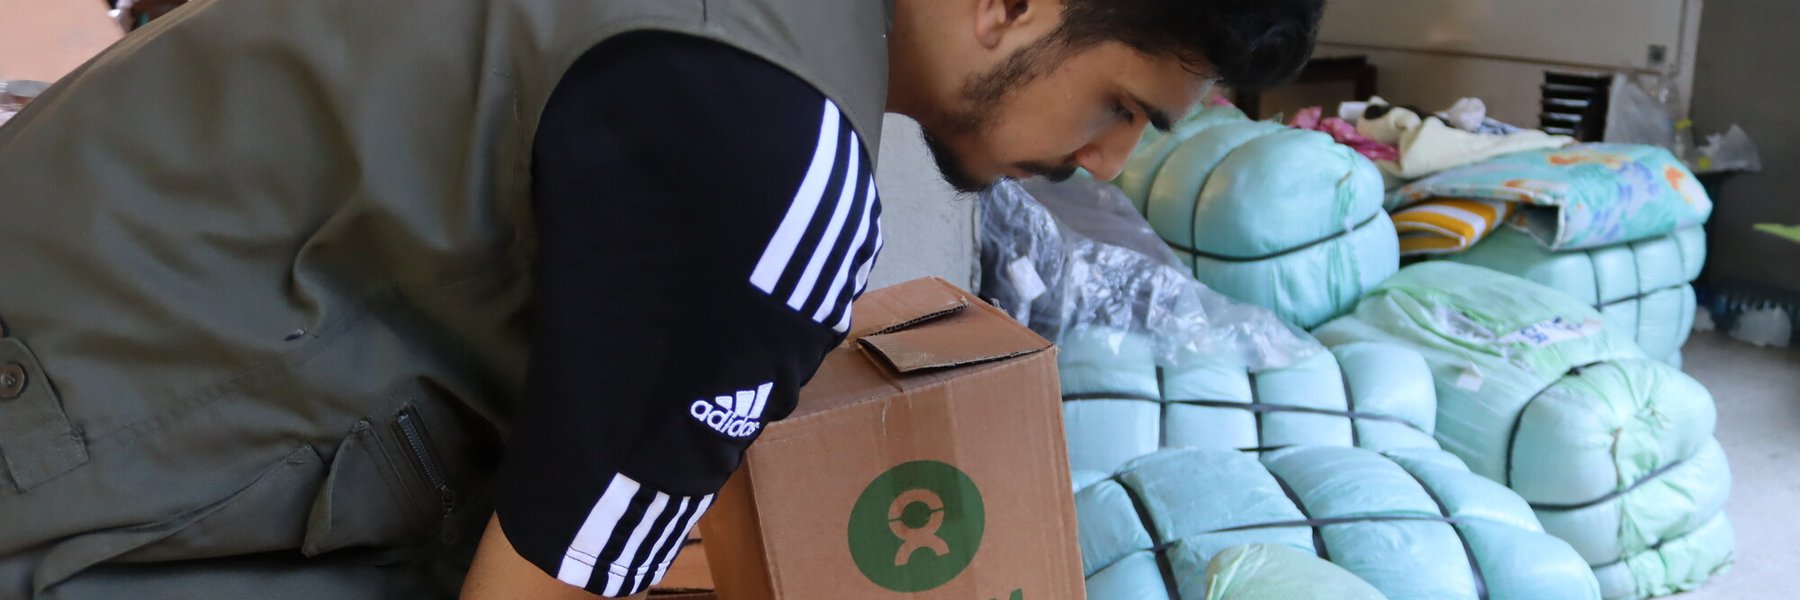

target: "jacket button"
[0,363,25,399]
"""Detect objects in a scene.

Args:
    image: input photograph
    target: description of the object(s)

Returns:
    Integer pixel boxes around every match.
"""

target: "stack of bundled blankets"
[1116,105,1714,364]
[1316,263,1732,599]
[1010,104,1732,600]
[985,177,1605,597]
[1113,104,1396,329]
[1388,144,1713,366]
[1059,329,1439,475]
[1076,447,1601,599]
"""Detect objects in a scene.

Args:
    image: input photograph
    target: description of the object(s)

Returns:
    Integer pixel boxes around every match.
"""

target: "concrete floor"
[1671,331,1800,599]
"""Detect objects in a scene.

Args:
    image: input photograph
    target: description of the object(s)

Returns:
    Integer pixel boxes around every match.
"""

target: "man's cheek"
[990,131,1067,172]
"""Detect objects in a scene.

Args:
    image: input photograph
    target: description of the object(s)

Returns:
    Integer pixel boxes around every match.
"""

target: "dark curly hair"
[1051,0,1326,90]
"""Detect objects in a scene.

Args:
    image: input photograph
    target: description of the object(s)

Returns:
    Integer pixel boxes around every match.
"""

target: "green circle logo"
[847,460,985,592]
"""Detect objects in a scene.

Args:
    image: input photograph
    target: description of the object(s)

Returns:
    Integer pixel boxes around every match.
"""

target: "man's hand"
[462,514,648,600]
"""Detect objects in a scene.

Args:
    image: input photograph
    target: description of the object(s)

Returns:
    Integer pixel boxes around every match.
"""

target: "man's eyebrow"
[1128,92,1175,132]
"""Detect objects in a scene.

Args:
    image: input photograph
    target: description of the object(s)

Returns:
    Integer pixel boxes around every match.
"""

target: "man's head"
[887,0,1325,192]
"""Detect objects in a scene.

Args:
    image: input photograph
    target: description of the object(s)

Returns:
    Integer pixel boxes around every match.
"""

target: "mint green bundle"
[1113,105,1397,329]
[1315,262,1733,599]
[1202,544,1387,600]
[1077,447,1600,600]
[1059,327,1439,475]
[1447,226,1705,366]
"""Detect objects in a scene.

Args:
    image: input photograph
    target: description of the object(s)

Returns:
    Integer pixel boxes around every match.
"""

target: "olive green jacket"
[0,0,890,596]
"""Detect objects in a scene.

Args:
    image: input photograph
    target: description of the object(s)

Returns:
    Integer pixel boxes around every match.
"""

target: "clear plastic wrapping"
[978,178,1321,371]
[0,80,48,128]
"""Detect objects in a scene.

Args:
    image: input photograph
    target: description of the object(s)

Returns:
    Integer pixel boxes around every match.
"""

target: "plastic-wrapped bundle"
[1113,106,1398,329]
[1059,327,1438,474]
[1446,226,1706,366]
[1314,262,1733,599]
[1076,447,1601,600]
[1198,544,1388,600]
[978,178,1321,370]
[1114,105,1257,213]
[1087,542,1390,600]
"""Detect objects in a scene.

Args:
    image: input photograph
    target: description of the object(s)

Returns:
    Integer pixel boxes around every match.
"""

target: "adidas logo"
[689,382,774,439]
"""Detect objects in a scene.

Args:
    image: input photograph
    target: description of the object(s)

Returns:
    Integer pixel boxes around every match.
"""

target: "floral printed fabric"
[1387,144,1713,250]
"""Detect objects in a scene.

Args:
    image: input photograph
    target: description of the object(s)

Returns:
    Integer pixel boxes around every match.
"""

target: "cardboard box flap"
[845,277,972,340]
[859,321,1045,372]
[849,277,1049,373]
[783,278,1053,423]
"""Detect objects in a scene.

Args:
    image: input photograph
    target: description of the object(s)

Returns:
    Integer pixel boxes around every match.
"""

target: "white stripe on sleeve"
[786,132,861,311]
[835,226,884,332]
[813,177,876,322]
[651,494,716,584]
[750,100,841,294]
[557,474,642,588]
[629,496,695,595]
[601,491,670,597]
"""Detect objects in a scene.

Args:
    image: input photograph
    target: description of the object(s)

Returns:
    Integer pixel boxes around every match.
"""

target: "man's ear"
[973,0,1041,50]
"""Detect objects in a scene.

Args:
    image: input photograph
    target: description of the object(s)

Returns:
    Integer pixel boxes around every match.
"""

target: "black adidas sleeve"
[493,32,883,597]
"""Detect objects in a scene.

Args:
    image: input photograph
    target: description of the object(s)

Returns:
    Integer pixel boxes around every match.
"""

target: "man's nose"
[1073,122,1147,182]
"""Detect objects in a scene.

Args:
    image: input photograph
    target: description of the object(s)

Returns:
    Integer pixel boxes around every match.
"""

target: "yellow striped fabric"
[1392,198,1517,256]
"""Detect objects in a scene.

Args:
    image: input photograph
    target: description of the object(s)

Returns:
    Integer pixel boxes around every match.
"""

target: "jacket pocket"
[0,335,89,493]
[302,379,501,556]
[394,404,459,541]
[33,445,326,594]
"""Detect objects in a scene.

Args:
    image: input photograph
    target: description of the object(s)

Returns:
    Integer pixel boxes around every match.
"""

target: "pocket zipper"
[395,407,460,543]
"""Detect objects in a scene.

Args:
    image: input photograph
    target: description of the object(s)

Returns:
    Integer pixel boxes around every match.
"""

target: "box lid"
[781,277,1052,424]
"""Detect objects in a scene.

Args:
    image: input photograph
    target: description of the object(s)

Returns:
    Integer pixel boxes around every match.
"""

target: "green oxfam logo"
[847,460,986,592]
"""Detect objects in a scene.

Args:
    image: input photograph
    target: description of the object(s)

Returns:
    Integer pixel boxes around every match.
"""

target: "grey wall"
[1690,0,1800,291]
[868,114,979,291]
[1310,0,1702,130]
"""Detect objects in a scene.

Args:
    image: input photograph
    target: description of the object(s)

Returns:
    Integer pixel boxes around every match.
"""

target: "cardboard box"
[699,277,1083,600]
[649,533,713,597]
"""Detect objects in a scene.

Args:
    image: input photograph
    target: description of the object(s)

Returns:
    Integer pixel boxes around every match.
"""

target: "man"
[0,0,1321,597]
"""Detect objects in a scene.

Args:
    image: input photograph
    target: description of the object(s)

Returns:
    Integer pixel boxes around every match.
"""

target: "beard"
[919,129,994,194]
[916,34,1080,194]
[921,129,1079,194]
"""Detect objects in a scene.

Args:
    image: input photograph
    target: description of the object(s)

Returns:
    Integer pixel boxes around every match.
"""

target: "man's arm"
[466,517,644,600]
[461,32,881,598]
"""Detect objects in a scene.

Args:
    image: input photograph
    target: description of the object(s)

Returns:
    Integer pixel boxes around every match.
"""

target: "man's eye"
[1112,102,1133,122]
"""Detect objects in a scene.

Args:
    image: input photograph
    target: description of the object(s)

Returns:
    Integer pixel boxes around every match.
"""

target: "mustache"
[1016,161,1079,183]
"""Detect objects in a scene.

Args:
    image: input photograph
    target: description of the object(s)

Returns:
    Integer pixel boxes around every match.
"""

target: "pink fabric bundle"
[1289,106,1400,162]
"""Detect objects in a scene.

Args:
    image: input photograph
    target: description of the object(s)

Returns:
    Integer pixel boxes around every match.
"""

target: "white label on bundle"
[1455,364,1484,391]
[1006,257,1048,303]
[1497,317,1603,348]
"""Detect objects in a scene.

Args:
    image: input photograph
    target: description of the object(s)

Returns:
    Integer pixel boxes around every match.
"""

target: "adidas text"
[688,382,774,439]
